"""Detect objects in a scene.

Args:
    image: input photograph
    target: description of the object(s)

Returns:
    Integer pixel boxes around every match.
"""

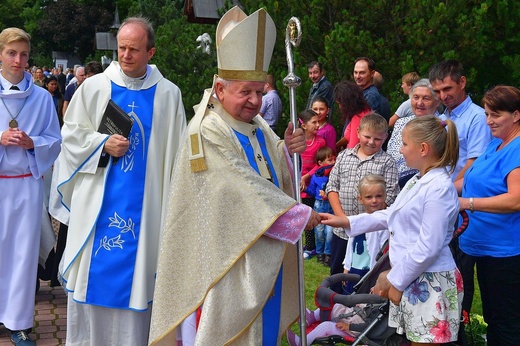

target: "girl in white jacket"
[321,116,463,345]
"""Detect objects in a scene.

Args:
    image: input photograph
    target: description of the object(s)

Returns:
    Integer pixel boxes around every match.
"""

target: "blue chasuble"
[233,127,282,345]
[86,82,156,309]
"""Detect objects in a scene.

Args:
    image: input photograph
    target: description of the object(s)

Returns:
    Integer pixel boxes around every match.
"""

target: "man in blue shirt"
[373,71,391,121]
[430,60,492,182]
[353,57,382,115]
[259,74,282,132]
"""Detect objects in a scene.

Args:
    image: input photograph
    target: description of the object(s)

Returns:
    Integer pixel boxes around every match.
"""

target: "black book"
[98,99,134,167]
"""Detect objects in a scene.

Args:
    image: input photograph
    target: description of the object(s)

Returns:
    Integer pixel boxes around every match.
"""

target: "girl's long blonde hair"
[404,115,459,174]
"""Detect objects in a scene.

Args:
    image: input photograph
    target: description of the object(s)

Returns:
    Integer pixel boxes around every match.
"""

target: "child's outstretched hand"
[300,173,310,191]
[319,190,327,200]
[319,213,350,229]
[300,179,306,192]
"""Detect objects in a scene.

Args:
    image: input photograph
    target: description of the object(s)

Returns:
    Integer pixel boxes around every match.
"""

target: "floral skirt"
[388,269,463,343]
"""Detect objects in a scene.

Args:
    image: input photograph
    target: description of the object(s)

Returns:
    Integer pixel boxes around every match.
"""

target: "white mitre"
[216,6,276,82]
[188,6,277,172]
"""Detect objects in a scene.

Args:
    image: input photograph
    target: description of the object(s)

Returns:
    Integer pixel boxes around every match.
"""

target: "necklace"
[306,136,315,147]
[1,96,29,128]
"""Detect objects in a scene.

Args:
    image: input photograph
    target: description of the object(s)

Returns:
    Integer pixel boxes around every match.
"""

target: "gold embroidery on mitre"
[217,69,267,82]
[256,10,266,72]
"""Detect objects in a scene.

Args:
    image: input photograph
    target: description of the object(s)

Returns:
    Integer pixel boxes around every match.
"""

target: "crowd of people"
[291,55,519,346]
[0,5,519,346]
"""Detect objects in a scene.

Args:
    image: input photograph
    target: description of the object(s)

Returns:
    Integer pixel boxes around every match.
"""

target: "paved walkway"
[0,280,67,346]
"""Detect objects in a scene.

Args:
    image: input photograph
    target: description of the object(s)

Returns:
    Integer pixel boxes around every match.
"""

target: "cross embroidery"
[128,101,139,113]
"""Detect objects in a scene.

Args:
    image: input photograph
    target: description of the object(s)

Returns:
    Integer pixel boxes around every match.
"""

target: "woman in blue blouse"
[457,85,520,345]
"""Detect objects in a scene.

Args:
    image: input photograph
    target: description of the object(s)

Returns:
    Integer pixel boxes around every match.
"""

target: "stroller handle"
[315,273,386,313]
[453,210,469,239]
[334,292,387,306]
[319,273,361,287]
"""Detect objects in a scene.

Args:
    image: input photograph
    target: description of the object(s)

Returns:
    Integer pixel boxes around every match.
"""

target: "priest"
[56,17,187,346]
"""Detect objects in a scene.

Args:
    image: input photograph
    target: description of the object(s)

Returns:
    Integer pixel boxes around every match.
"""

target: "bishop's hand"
[284,122,305,155]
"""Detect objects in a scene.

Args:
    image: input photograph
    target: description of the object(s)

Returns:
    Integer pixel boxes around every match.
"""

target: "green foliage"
[36,0,115,62]
[128,0,184,27]
[0,0,30,30]
[153,16,217,118]
[20,1,43,35]
[1,0,128,65]
[466,314,488,346]
[4,0,520,125]
[235,0,520,131]
[84,50,112,67]
[30,54,54,69]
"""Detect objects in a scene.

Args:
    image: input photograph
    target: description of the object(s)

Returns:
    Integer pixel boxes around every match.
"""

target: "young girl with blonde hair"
[321,116,463,345]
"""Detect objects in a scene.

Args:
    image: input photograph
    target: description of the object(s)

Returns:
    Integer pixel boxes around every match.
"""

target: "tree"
[234,0,520,131]
[0,0,30,30]
[7,0,519,123]
[153,14,217,118]
[37,0,115,63]
[128,0,184,28]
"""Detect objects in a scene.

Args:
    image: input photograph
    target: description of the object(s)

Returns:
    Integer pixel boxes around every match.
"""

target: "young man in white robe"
[0,27,62,346]
[56,17,187,346]
[149,7,321,346]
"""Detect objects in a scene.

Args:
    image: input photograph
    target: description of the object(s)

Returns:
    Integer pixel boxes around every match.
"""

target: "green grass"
[283,258,484,345]
[302,256,332,307]
[472,275,482,314]
[282,257,331,346]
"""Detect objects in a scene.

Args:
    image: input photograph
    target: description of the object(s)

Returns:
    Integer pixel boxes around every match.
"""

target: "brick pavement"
[0,280,67,346]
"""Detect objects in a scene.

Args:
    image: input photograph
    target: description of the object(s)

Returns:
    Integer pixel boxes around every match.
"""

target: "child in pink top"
[299,109,327,196]
[298,109,326,254]
[312,96,337,153]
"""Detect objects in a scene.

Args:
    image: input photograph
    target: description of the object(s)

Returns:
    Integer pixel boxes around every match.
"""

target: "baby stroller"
[310,254,397,345]
[306,211,470,345]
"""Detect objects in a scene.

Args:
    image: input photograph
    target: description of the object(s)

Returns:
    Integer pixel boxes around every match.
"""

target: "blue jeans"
[313,199,333,255]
